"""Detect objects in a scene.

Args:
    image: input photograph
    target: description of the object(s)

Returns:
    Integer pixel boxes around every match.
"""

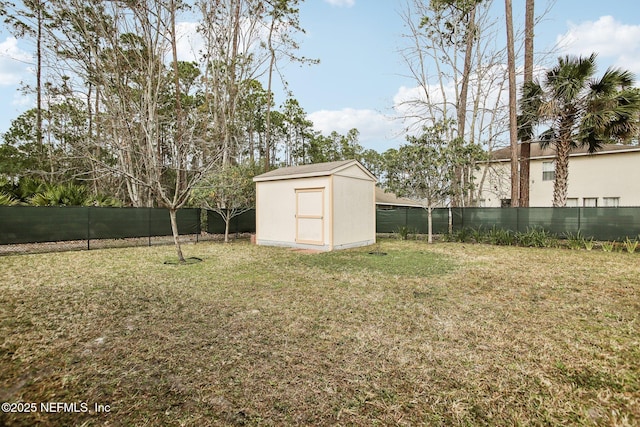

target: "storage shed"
[253,159,376,251]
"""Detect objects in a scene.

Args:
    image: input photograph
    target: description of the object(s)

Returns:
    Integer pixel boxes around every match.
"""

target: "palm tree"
[524,54,640,207]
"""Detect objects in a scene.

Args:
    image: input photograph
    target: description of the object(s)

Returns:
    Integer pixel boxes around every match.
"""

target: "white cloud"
[0,37,32,86]
[176,21,203,62]
[174,18,270,64]
[323,0,355,7]
[556,16,640,73]
[12,91,32,108]
[308,108,404,151]
[390,60,527,148]
[392,82,456,119]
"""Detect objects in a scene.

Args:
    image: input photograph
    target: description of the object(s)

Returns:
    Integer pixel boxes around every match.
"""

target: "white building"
[253,160,376,251]
[477,143,640,207]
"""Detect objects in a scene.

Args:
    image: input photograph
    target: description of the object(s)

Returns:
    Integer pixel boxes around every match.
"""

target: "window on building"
[583,198,598,207]
[542,161,555,181]
[566,198,579,207]
[602,197,620,207]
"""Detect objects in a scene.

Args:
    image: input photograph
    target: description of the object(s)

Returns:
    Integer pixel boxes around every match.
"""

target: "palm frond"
[548,54,597,102]
[590,67,636,95]
[538,129,557,149]
[577,125,607,153]
[0,192,18,206]
[28,183,90,206]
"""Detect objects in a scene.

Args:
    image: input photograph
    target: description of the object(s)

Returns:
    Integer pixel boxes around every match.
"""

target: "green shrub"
[440,231,455,242]
[88,194,123,207]
[453,227,474,243]
[396,225,411,240]
[583,237,595,251]
[564,231,586,250]
[623,237,638,254]
[487,226,515,246]
[471,226,485,244]
[29,183,89,206]
[0,191,18,206]
[516,227,558,248]
[395,225,420,241]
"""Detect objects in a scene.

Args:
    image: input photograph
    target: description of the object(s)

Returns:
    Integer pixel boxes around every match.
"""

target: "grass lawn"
[0,239,638,426]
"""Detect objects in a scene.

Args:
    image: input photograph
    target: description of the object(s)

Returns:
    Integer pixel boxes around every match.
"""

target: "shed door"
[296,188,324,245]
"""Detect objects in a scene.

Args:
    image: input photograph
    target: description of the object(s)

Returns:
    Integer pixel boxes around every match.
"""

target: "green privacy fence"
[376,208,450,234]
[378,207,640,241]
[206,209,256,234]
[206,209,449,235]
[0,206,201,245]
[4,206,640,247]
[205,207,640,241]
[453,207,640,241]
[205,208,452,235]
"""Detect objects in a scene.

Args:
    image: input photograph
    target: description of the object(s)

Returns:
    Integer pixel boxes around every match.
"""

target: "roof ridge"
[253,159,375,181]
[489,142,640,161]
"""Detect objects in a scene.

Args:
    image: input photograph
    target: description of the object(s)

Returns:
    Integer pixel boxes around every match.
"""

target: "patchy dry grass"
[0,239,638,426]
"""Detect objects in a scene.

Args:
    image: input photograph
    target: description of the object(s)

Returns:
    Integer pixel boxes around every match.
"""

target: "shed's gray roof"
[253,159,376,182]
[375,187,423,207]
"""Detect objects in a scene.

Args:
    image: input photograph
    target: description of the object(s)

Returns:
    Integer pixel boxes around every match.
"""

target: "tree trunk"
[427,205,433,244]
[223,0,241,167]
[453,4,476,207]
[553,142,570,207]
[169,208,186,263]
[519,0,535,207]
[36,0,43,150]
[457,6,475,140]
[519,139,531,207]
[166,0,187,263]
[264,17,277,173]
[224,210,230,243]
[505,0,519,207]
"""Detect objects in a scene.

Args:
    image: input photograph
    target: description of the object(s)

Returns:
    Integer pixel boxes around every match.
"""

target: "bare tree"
[397,0,506,206]
[48,0,222,262]
[260,0,318,171]
[398,0,557,207]
[197,0,267,167]
[4,0,52,177]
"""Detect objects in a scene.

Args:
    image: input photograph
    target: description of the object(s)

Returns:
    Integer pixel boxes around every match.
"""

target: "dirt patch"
[288,248,323,254]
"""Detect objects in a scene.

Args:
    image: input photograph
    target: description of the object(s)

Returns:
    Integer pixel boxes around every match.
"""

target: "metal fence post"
[578,207,582,235]
[405,207,408,228]
[87,207,91,251]
[196,208,200,243]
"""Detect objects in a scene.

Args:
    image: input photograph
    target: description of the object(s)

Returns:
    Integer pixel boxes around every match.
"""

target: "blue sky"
[1,0,640,153]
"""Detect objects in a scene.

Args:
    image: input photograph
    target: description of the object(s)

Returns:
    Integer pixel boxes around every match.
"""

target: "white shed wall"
[332,174,376,249]
[255,176,332,249]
